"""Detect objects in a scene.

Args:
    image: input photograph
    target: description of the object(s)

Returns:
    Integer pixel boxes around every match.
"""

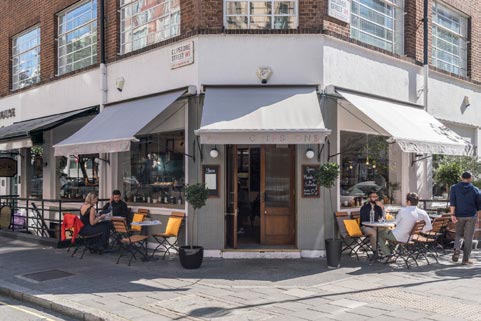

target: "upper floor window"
[12,26,41,90]
[224,1,298,30]
[120,0,181,54]
[58,0,98,75]
[432,2,468,77]
[350,0,404,54]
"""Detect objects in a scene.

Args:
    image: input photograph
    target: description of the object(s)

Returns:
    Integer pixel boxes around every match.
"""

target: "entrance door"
[225,145,238,248]
[260,145,296,245]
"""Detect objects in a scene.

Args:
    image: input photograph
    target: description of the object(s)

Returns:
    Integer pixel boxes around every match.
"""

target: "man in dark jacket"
[360,191,384,250]
[450,171,481,265]
[102,190,129,219]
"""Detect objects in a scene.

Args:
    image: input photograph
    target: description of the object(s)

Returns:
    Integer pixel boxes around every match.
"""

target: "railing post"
[26,195,29,234]
[58,199,63,242]
[41,199,46,238]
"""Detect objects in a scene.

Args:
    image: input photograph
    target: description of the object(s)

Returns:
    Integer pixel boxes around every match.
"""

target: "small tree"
[184,183,209,249]
[315,162,340,239]
[434,160,463,194]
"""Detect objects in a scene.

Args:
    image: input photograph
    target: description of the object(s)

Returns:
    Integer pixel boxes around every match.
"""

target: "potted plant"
[179,183,209,269]
[315,162,341,268]
[434,160,463,199]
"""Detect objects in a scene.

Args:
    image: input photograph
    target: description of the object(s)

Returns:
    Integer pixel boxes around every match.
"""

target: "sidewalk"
[1,236,481,321]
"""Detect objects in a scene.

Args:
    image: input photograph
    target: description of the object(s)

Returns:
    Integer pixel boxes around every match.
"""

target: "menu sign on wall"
[328,0,351,24]
[302,165,320,198]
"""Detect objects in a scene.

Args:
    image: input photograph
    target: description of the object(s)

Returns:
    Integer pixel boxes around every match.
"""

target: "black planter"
[325,238,342,268]
[179,246,204,269]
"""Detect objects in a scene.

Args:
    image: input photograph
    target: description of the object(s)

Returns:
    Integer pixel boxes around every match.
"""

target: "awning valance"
[336,89,472,156]
[54,90,185,156]
[196,86,331,144]
[0,106,98,151]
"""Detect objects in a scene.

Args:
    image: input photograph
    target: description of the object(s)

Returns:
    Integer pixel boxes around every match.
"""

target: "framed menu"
[302,165,320,198]
[202,165,220,197]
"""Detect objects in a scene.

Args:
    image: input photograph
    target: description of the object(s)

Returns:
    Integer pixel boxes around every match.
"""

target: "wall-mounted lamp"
[305,148,315,159]
[209,146,219,159]
[256,67,272,84]
[116,76,125,92]
[463,96,470,108]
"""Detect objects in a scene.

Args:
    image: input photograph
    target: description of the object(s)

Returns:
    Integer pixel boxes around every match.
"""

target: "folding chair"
[111,217,148,266]
[342,219,373,260]
[388,220,426,268]
[151,212,185,259]
[71,233,103,259]
[418,216,451,262]
[130,209,149,233]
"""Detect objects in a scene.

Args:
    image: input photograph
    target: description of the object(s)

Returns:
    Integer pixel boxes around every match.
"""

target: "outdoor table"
[131,220,162,260]
[361,221,396,261]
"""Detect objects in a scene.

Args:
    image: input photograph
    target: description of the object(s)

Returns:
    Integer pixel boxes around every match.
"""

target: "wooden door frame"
[225,145,238,249]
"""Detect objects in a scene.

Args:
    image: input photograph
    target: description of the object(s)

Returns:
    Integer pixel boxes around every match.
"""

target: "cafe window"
[57,155,99,199]
[12,26,41,91]
[120,0,181,54]
[57,0,98,75]
[432,1,468,77]
[121,131,185,207]
[350,0,404,54]
[29,147,43,198]
[224,0,298,30]
[340,131,390,206]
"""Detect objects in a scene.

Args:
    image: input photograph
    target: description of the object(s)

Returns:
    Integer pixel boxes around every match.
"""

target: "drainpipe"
[99,0,109,198]
[423,0,429,112]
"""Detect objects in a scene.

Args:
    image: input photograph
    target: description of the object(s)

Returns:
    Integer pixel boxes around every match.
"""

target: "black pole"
[99,0,106,64]
[423,0,428,66]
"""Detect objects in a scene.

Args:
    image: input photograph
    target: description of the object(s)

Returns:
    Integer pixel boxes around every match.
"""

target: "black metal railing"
[419,198,450,215]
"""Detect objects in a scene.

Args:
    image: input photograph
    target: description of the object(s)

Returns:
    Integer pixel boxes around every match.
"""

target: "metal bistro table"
[130,220,162,261]
[362,221,396,261]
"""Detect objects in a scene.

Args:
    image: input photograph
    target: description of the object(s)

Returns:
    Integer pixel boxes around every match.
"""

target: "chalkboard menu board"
[202,165,220,197]
[302,165,320,198]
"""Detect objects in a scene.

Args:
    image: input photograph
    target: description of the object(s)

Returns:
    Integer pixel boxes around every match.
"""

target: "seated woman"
[79,192,110,251]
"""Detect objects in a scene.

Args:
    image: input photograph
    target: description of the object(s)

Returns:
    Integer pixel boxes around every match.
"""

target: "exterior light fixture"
[116,77,125,92]
[210,147,219,159]
[463,96,470,108]
[305,148,315,159]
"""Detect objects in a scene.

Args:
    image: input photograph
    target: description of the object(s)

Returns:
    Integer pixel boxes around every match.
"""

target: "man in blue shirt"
[450,171,481,265]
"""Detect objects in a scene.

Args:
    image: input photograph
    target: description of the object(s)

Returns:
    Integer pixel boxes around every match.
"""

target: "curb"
[0,280,126,321]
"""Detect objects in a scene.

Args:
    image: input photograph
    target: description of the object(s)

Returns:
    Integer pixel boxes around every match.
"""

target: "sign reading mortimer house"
[171,41,194,69]
[328,0,351,23]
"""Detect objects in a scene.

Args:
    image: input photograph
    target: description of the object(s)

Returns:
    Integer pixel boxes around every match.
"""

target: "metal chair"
[388,220,426,268]
[151,212,185,259]
[111,217,148,266]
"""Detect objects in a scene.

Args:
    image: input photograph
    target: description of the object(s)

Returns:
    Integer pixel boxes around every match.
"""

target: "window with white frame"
[57,0,98,75]
[120,0,181,55]
[224,0,298,30]
[350,0,404,54]
[432,2,468,77]
[12,26,41,90]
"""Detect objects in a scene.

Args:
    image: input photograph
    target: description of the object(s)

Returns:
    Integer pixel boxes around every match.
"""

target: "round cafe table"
[362,221,396,261]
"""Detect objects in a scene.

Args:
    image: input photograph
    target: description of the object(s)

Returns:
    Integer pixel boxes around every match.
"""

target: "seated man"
[359,191,384,250]
[102,190,129,219]
[378,192,432,258]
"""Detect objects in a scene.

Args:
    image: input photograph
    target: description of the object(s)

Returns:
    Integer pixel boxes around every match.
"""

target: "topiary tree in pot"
[179,183,209,269]
[315,162,341,268]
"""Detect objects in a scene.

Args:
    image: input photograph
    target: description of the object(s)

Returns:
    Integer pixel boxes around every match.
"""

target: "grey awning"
[196,86,331,144]
[54,90,185,156]
[0,106,98,150]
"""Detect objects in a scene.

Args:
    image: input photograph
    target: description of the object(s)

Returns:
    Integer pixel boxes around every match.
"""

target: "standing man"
[102,190,129,219]
[360,191,384,250]
[450,171,481,265]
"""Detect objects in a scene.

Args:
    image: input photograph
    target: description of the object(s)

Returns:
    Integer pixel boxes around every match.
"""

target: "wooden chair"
[388,220,426,268]
[111,217,149,266]
[151,212,185,259]
[418,216,451,262]
[71,233,103,259]
[342,219,373,260]
[130,209,149,233]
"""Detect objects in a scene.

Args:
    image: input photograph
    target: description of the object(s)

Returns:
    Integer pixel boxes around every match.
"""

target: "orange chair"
[151,212,185,259]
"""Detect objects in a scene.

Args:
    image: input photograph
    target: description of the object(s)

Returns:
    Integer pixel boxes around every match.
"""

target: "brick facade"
[0,0,480,98]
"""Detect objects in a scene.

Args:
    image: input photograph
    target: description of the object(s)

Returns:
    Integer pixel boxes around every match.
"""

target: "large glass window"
[121,131,185,207]
[350,0,404,54]
[12,26,41,91]
[340,131,390,206]
[29,147,43,198]
[57,155,99,200]
[432,2,468,77]
[120,0,181,54]
[224,0,297,30]
[57,0,98,75]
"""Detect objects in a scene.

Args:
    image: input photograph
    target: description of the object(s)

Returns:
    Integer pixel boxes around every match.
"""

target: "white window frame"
[224,0,299,30]
[57,0,98,75]
[350,0,404,54]
[120,0,181,55]
[432,1,468,77]
[12,26,41,91]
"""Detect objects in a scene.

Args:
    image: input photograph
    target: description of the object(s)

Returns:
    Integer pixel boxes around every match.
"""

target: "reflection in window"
[29,147,43,198]
[432,1,468,77]
[121,131,185,207]
[340,131,389,204]
[57,155,99,199]
[225,0,297,30]
[12,26,40,90]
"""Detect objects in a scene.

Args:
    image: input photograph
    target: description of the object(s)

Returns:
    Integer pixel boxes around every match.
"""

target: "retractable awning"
[196,86,331,144]
[336,89,472,156]
[0,106,98,151]
[54,90,185,156]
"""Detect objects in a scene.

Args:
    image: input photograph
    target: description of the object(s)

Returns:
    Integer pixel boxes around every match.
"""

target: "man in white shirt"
[378,192,432,257]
